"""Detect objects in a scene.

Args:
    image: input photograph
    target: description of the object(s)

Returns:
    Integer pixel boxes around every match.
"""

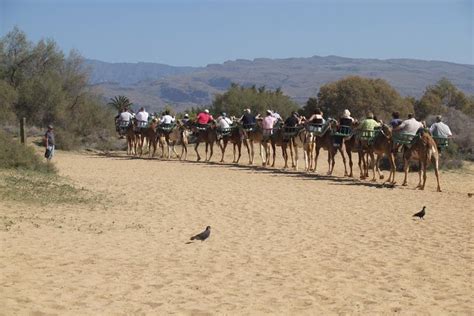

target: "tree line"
[1,27,472,155]
[0,27,114,149]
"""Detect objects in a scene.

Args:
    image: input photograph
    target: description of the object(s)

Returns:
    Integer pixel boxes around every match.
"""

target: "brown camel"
[218,126,242,163]
[280,125,311,171]
[141,120,159,158]
[292,126,315,171]
[363,125,397,183]
[314,119,344,175]
[191,122,218,162]
[123,120,137,156]
[157,123,183,159]
[240,121,265,165]
[402,131,441,192]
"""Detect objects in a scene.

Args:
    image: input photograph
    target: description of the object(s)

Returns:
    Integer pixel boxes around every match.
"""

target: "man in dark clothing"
[284,111,300,127]
[240,108,256,128]
[44,125,55,160]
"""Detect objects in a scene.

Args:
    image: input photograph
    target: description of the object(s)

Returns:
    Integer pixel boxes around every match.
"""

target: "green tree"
[212,83,298,118]
[317,76,412,121]
[415,78,473,119]
[107,95,133,112]
[0,27,115,149]
[300,97,318,117]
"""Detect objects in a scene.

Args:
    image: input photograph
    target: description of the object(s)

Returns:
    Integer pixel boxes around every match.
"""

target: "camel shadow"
[87,152,401,190]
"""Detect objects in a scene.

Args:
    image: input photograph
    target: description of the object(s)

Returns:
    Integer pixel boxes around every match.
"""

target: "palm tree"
[108,95,133,111]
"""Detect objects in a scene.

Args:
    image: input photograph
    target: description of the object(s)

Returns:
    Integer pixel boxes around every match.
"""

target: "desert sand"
[1,146,473,315]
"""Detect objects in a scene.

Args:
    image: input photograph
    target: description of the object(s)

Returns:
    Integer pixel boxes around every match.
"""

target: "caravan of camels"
[116,107,448,192]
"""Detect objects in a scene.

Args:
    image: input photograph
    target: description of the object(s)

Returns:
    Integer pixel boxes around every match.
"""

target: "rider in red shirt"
[196,109,214,124]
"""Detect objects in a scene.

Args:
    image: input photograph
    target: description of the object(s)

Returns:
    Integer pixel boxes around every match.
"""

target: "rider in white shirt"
[217,112,233,129]
[136,107,149,122]
[119,108,133,123]
[160,110,175,125]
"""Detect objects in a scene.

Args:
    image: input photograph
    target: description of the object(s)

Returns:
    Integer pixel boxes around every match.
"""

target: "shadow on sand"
[87,151,399,190]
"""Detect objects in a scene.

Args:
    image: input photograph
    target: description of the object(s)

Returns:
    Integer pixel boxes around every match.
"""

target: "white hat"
[342,109,351,118]
[184,113,189,118]
[266,109,272,115]
[204,109,209,113]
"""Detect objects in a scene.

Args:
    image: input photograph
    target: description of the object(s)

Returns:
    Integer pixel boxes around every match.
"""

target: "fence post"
[20,117,26,145]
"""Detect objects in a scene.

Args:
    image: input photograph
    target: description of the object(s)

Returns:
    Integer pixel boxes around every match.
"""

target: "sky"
[1,0,472,66]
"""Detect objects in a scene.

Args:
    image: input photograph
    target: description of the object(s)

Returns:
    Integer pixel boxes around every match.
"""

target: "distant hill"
[86,56,474,113]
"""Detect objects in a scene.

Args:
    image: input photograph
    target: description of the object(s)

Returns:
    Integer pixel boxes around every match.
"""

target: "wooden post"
[20,117,26,144]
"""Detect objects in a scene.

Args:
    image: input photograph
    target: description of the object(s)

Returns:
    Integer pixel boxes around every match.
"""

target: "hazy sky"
[1,0,472,66]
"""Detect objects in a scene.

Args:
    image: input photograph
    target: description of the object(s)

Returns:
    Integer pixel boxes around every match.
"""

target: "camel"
[141,120,159,158]
[362,125,397,183]
[313,119,347,175]
[240,121,266,165]
[217,126,242,163]
[402,131,441,192]
[157,123,184,159]
[291,126,315,171]
[121,120,137,156]
[191,122,218,162]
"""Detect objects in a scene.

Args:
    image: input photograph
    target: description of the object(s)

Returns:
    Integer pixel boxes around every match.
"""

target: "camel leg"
[244,139,252,164]
[235,143,242,163]
[294,142,299,171]
[420,161,427,190]
[433,156,441,192]
[347,150,353,177]
[314,146,321,173]
[271,143,277,168]
[220,140,226,163]
[195,142,201,161]
[207,142,214,162]
[289,141,295,168]
[282,144,289,169]
[416,161,423,188]
[402,158,409,186]
[340,147,348,176]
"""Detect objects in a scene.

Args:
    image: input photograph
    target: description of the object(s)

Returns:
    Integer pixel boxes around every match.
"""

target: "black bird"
[413,206,426,220]
[190,226,211,241]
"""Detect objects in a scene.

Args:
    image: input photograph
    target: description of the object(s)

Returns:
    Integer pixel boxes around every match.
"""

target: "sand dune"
[1,148,473,315]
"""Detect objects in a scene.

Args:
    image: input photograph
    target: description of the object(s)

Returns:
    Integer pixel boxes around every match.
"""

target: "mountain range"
[84,56,474,113]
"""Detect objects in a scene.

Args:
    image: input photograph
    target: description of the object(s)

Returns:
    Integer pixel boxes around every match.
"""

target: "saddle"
[283,126,301,140]
[159,123,175,132]
[135,120,148,131]
[432,136,449,149]
[243,123,256,132]
[195,123,210,132]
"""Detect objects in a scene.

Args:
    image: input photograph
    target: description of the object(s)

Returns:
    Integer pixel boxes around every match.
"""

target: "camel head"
[379,124,393,138]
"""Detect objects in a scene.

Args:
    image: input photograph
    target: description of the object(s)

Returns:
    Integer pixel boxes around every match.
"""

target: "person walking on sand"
[44,124,55,161]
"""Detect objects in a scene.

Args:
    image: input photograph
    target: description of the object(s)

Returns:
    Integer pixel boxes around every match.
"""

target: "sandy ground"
[1,145,473,315]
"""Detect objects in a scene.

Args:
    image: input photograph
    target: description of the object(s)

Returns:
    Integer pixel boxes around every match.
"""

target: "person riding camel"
[262,110,277,137]
[181,113,191,126]
[359,112,380,131]
[284,111,301,128]
[390,111,402,128]
[160,110,175,126]
[196,109,214,126]
[136,107,149,128]
[117,107,133,137]
[429,115,452,138]
[307,108,326,125]
[393,113,423,136]
[240,108,257,129]
[216,112,233,139]
[333,109,354,147]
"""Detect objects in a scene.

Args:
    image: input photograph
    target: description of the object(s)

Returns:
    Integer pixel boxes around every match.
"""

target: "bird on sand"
[190,226,211,241]
[413,206,426,220]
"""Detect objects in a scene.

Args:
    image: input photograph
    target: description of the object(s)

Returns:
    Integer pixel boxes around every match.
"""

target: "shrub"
[0,130,56,173]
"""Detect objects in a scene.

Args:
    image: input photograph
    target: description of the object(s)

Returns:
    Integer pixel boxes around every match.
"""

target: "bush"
[0,130,56,173]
